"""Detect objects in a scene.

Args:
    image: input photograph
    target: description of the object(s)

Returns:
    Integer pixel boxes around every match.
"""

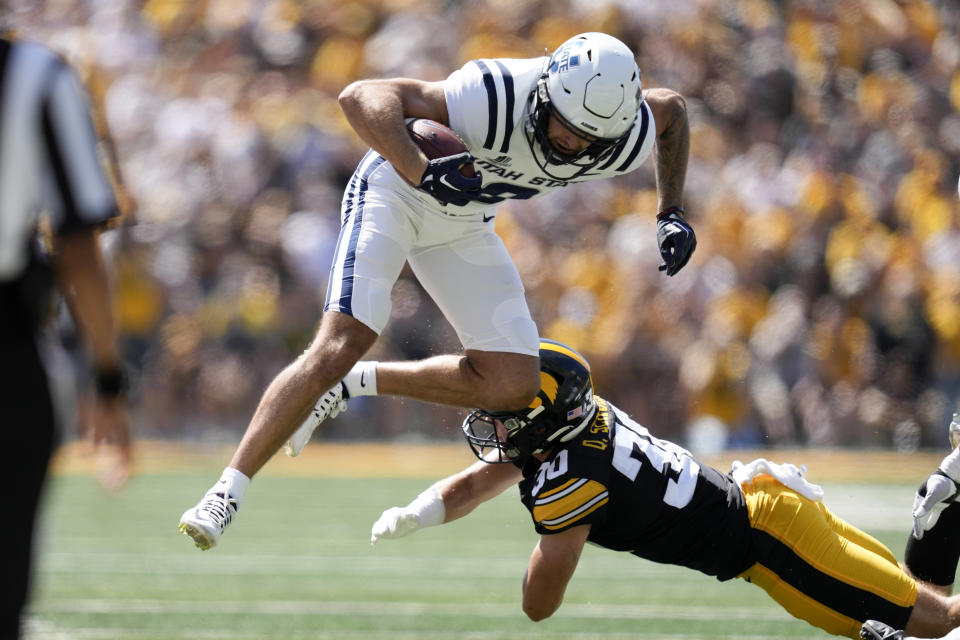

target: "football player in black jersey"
[371,339,960,640]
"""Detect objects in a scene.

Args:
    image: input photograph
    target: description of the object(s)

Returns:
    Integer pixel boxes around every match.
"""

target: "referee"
[0,35,131,639]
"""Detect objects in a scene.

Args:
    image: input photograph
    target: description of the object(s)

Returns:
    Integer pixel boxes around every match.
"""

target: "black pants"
[0,331,55,640]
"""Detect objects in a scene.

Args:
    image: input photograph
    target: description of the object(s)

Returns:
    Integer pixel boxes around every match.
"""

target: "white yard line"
[25,630,805,640]
[25,626,802,640]
[31,598,787,621]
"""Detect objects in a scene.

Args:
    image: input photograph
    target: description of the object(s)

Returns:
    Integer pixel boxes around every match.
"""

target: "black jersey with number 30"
[517,397,754,581]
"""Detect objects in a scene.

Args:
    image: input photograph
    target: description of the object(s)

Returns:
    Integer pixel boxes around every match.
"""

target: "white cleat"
[860,620,903,640]
[178,490,238,550]
[284,382,348,457]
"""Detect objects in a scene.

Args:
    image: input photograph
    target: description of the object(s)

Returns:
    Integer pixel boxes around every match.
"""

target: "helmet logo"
[462,338,595,464]
[549,42,583,75]
[530,371,560,409]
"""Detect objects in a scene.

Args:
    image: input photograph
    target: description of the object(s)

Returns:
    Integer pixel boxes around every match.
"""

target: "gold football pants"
[738,476,917,639]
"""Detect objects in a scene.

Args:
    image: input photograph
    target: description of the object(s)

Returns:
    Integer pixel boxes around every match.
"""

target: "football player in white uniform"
[372,340,960,640]
[179,33,696,550]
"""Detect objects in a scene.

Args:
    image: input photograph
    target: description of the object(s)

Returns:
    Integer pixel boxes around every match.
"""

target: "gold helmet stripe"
[540,340,591,371]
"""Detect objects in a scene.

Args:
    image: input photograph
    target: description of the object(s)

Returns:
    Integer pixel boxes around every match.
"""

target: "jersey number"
[472,182,540,205]
[611,418,700,509]
[530,449,569,496]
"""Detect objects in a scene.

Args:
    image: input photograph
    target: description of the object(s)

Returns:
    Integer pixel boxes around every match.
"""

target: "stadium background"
[9,2,960,639]
[7,0,960,454]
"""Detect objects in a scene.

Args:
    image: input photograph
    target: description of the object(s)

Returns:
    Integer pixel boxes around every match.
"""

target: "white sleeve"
[445,57,538,156]
[444,61,491,152]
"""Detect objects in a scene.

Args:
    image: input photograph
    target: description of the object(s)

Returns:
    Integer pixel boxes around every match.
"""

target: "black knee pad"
[905,492,960,586]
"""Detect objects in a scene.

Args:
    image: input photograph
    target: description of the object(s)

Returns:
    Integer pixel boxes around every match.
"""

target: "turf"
[25,449,921,640]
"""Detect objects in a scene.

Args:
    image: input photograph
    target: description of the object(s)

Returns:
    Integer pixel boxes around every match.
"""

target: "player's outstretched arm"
[521,525,591,621]
[371,458,521,543]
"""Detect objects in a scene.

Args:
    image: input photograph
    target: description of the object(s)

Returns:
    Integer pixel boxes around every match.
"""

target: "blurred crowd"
[8,0,960,451]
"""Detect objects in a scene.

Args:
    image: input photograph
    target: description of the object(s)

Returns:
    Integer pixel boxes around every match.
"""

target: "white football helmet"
[526,32,643,180]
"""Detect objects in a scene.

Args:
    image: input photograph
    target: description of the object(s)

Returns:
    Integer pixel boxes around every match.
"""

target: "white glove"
[913,472,960,539]
[370,487,445,545]
[371,507,423,544]
[912,448,960,539]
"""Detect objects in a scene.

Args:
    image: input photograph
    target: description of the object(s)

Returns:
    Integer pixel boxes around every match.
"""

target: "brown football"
[406,119,476,177]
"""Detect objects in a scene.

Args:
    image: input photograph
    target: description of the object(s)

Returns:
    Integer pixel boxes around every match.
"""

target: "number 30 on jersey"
[611,410,700,509]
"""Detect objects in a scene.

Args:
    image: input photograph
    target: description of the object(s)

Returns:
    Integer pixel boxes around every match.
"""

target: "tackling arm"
[439,458,523,521]
[371,458,522,543]
[521,525,591,621]
[338,78,449,184]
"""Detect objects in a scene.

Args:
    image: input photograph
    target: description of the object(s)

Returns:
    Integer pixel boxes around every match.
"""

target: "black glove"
[419,153,483,206]
[656,208,696,276]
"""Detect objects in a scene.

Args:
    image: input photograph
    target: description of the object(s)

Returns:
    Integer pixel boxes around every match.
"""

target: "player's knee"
[496,373,539,411]
[298,351,355,396]
[948,592,960,631]
[465,353,539,411]
[522,603,553,622]
[298,312,376,392]
[298,340,366,395]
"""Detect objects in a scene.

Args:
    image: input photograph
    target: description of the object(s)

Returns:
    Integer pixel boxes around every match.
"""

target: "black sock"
[905,494,960,586]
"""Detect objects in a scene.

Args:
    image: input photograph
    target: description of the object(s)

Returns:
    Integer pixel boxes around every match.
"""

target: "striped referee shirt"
[0,36,118,284]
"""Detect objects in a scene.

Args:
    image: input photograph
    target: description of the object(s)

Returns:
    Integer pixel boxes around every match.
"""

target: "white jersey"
[325,56,657,354]
[442,56,657,215]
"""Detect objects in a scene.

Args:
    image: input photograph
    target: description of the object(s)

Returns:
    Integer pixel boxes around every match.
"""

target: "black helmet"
[462,339,596,463]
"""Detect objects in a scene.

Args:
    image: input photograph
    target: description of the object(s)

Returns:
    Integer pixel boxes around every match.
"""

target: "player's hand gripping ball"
[407,119,483,206]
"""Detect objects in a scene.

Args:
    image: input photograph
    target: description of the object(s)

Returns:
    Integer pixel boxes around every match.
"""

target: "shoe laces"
[199,492,237,528]
[315,383,347,419]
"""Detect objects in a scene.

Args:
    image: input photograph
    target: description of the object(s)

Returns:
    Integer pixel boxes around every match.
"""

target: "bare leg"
[229,311,376,477]
[228,308,539,477]
[905,585,960,638]
[904,564,954,597]
[179,311,540,550]
[376,349,540,411]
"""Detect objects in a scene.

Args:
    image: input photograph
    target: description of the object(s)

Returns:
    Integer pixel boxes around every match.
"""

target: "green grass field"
[25,446,925,640]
